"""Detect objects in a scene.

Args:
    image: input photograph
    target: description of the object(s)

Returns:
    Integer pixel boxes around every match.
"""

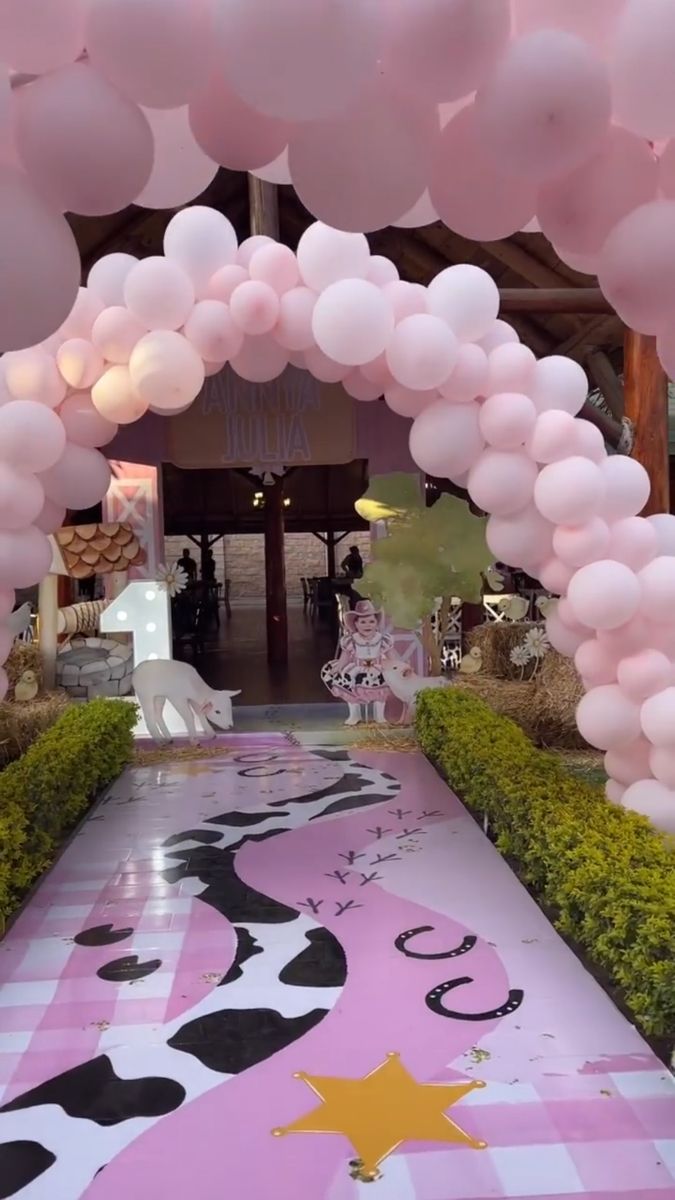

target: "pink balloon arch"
[1,206,675,835]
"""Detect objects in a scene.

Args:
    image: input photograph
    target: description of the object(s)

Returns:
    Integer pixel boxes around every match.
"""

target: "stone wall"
[164,530,371,601]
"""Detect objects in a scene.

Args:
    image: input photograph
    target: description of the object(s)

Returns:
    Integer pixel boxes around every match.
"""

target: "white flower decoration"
[524,626,550,659]
[157,562,188,598]
[510,644,533,668]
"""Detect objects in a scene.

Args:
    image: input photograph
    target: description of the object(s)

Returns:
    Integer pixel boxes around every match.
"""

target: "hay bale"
[0,693,70,767]
[4,641,42,691]
[456,676,540,741]
[533,649,587,749]
[468,621,538,680]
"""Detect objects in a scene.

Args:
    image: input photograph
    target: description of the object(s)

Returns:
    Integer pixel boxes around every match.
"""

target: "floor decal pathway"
[0,737,673,1198]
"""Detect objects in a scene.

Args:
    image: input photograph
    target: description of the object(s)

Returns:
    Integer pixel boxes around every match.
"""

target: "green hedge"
[416,688,675,1043]
[0,699,136,931]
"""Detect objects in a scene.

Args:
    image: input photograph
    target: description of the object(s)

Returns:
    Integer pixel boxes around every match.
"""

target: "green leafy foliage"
[416,688,675,1046]
[0,699,136,931]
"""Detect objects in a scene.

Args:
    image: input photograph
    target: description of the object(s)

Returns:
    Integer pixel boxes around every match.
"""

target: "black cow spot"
[313,749,350,762]
[219,927,264,985]
[163,830,223,847]
[161,844,299,924]
[1,1056,185,1125]
[206,811,290,828]
[168,1007,327,1074]
[97,956,162,983]
[0,1141,55,1198]
[311,792,394,820]
[279,928,347,988]
[74,924,133,948]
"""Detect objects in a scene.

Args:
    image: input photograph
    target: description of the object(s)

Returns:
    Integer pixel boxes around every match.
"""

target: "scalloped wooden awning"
[49,522,146,580]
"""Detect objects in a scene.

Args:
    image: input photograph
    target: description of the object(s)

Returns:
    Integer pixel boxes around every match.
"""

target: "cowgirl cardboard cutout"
[321,600,397,726]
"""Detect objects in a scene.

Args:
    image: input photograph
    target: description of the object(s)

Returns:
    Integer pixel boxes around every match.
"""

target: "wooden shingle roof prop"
[49,523,146,580]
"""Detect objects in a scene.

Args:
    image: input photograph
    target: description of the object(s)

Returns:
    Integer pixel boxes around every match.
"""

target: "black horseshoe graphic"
[395,926,477,960]
[426,976,524,1022]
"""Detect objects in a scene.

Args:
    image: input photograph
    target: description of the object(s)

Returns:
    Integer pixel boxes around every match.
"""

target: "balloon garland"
[2,0,675,372]
[0,206,674,834]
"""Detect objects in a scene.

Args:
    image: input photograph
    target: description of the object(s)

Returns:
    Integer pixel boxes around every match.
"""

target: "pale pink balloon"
[430,103,536,240]
[203,361,225,378]
[385,384,436,420]
[303,345,350,384]
[618,649,671,703]
[605,780,625,805]
[0,400,65,472]
[219,0,382,122]
[91,307,147,364]
[553,244,601,277]
[0,624,12,667]
[360,354,394,390]
[189,72,291,171]
[427,264,499,343]
[575,638,619,688]
[0,587,15,620]
[249,245,300,296]
[15,63,153,217]
[40,444,111,510]
[59,288,105,342]
[341,371,383,402]
[164,206,238,295]
[648,746,675,789]
[59,392,119,447]
[607,516,658,572]
[530,355,588,415]
[553,517,610,569]
[486,505,554,569]
[386,314,457,390]
[237,237,275,270]
[479,321,520,355]
[136,106,218,210]
[657,139,675,204]
[599,455,651,520]
[56,339,104,390]
[230,336,289,384]
[385,0,510,103]
[539,126,659,256]
[514,0,624,55]
[129,332,205,413]
[85,0,216,108]
[641,686,675,747]
[409,400,485,480]
[274,288,317,352]
[597,200,675,335]
[313,280,395,367]
[657,326,675,381]
[296,223,370,291]
[87,255,138,309]
[184,300,243,362]
[567,559,641,630]
[527,410,578,465]
[0,0,85,73]
[382,280,428,323]
[537,557,573,595]
[367,257,399,287]
[124,258,195,332]
[0,463,44,531]
[392,189,439,229]
[576,684,641,751]
[610,0,675,140]
[230,281,280,337]
[479,392,536,451]
[622,780,675,833]
[205,265,249,304]
[605,737,653,786]
[534,457,603,526]
[468,450,538,517]
[597,614,653,657]
[289,80,437,233]
[638,556,675,623]
[475,31,612,182]
[3,347,66,407]
[0,526,52,589]
[545,609,586,656]
[251,148,292,186]
[573,418,606,463]
[648,513,675,556]
[439,343,489,404]
[0,167,80,352]
[486,344,536,397]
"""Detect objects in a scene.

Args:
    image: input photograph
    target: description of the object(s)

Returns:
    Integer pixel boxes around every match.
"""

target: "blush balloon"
[124,258,195,332]
[164,206,238,296]
[427,264,499,342]
[367,256,399,287]
[297,223,370,291]
[91,366,149,426]
[189,71,291,171]
[0,464,44,531]
[56,339,104,390]
[576,685,641,751]
[409,400,485,479]
[439,344,489,404]
[249,244,300,296]
[575,638,619,687]
[313,280,394,367]
[534,457,603,525]
[3,348,66,408]
[87,254,137,308]
[648,513,675,555]
[605,780,625,805]
[527,410,579,464]
[274,288,317,352]
[597,615,653,657]
[479,321,520,355]
[205,265,249,304]
[341,371,383,402]
[567,560,641,630]
[0,401,66,472]
[573,418,606,463]
[648,747,675,790]
[129,331,205,413]
[386,314,457,390]
[478,392,536,450]
[31,495,66,534]
[486,344,536,396]
[611,0,675,140]
[385,384,436,419]
[638,557,675,622]
[382,281,428,323]
[468,450,539,517]
[605,737,653,787]
[530,355,589,415]
[0,0,86,74]
[598,200,675,335]
[553,517,611,569]
[360,354,393,390]
[606,516,658,571]
[302,345,350,384]
[618,649,672,703]
[0,587,15,620]
[641,687,675,748]
[237,236,275,269]
[230,336,289,384]
[59,392,119,447]
[0,526,52,589]
[599,455,651,520]
[386,0,510,103]
[538,557,573,595]
[40,444,111,510]
[184,300,243,362]
[91,307,147,364]
[486,505,554,569]
[392,189,439,229]
[230,281,280,337]
[136,105,218,210]
[545,609,586,656]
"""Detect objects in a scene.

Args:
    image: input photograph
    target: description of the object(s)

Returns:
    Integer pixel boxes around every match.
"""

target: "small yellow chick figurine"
[499,595,530,622]
[536,596,558,620]
[458,647,483,675]
[14,669,39,703]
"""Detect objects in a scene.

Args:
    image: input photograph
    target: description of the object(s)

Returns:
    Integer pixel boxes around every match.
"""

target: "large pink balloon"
[0,400,65,472]
[597,614,653,657]
[250,245,300,296]
[618,649,671,703]
[129,332,205,413]
[606,516,658,571]
[87,255,137,308]
[92,307,147,364]
[189,72,291,172]
[59,392,119,448]
[392,190,439,229]
[383,280,428,323]
[648,513,675,556]
[553,517,610,569]
[430,103,536,240]
[386,314,457,390]
[205,265,249,304]
[573,418,606,463]
[136,106,218,210]
[230,281,280,337]
[237,236,275,270]
[514,0,624,54]
[303,345,350,384]
[312,280,394,368]
[486,344,536,397]
[164,206,238,296]
[91,365,149,426]
[611,0,675,140]
[537,557,573,595]
[0,0,85,72]
[597,200,675,335]
[427,264,499,342]
[409,400,484,480]
[0,167,80,352]
[0,464,44,531]
[342,371,382,403]
[297,223,370,291]
[468,450,539,517]
[638,557,675,623]
[486,505,554,569]
[40,444,111,510]
[479,392,536,450]
[567,559,641,631]
[440,343,488,404]
[545,609,586,656]
[657,139,675,203]
[274,288,317,352]
[289,81,437,232]
[538,126,659,256]
[475,31,611,182]
[530,355,588,415]
[184,300,243,362]
[3,347,66,407]
[0,526,52,589]
[576,685,641,751]
[641,687,675,748]
[385,384,436,419]
[385,0,510,103]
[648,747,675,789]
[218,0,382,122]
[575,637,618,688]
[479,321,520,355]
[15,64,153,217]
[85,0,216,108]
[599,455,651,520]
[60,287,106,343]
[230,336,289,384]
[360,353,394,390]
[527,410,578,465]
[534,457,603,526]
[56,339,104,390]
[605,737,653,786]
[0,587,15,620]
[124,258,195,332]
[622,780,675,833]
[367,257,399,287]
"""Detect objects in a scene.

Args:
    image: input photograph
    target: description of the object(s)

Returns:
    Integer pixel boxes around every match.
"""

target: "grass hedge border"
[416,688,675,1049]
[0,699,136,932]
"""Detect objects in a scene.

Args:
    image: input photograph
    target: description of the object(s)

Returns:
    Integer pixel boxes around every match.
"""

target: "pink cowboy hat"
[344,599,383,632]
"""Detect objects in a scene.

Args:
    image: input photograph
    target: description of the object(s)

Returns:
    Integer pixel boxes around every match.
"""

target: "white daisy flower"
[524,626,550,659]
[510,644,533,668]
[157,562,188,598]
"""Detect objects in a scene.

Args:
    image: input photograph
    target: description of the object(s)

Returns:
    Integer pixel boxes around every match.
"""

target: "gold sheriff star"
[272,1052,487,1181]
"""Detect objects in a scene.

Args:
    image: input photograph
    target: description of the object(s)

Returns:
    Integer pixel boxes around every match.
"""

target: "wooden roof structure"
[50,522,146,579]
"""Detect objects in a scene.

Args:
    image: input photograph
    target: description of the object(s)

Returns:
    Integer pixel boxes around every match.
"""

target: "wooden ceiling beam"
[499,288,611,314]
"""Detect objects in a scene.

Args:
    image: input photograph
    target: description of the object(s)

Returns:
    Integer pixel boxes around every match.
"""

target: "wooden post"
[326,531,337,578]
[199,532,209,580]
[248,176,280,241]
[624,330,670,515]
[264,478,288,665]
[38,574,59,690]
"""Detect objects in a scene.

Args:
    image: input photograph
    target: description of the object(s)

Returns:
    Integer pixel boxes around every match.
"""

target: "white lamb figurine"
[133,659,241,745]
[382,660,452,725]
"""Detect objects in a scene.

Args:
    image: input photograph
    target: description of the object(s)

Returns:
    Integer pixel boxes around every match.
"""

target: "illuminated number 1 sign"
[100,581,172,666]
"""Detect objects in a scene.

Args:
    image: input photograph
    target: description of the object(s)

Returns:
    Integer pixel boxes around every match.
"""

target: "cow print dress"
[321,630,394,704]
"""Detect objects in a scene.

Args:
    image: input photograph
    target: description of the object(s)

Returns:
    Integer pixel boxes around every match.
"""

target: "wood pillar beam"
[264,478,288,665]
[248,175,280,240]
[624,330,670,515]
[584,348,624,420]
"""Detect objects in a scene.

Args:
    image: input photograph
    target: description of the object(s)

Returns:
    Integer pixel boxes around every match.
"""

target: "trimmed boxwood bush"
[416,688,675,1045]
[0,699,136,930]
